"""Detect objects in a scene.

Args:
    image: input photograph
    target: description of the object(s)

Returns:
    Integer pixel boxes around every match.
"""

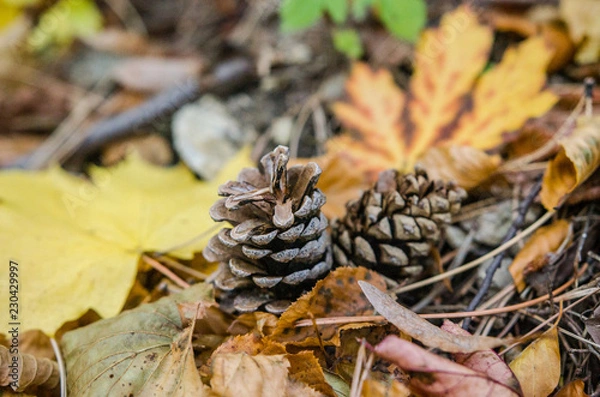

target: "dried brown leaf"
[209,353,289,397]
[359,281,509,353]
[0,345,59,392]
[541,116,600,209]
[441,320,522,394]
[287,351,336,397]
[270,267,386,347]
[508,219,571,292]
[374,336,521,397]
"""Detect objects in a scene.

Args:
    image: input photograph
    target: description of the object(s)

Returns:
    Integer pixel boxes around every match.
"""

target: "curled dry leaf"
[0,149,252,335]
[554,379,589,397]
[359,281,509,353]
[418,145,502,189]
[509,327,560,397]
[328,5,557,184]
[541,116,600,210]
[61,283,214,396]
[374,336,522,397]
[508,219,571,292]
[270,267,386,347]
[441,320,522,395]
[0,345,59,392]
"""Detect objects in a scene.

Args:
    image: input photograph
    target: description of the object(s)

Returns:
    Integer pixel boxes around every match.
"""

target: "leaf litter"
[1,1,600,396]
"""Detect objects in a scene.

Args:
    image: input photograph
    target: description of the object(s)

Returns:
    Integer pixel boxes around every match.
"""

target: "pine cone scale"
[205,146,332,314]
[332,166,466,279]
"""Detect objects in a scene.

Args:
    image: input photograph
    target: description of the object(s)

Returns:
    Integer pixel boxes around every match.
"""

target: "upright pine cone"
[204,146,331,314]
[331,167,466,280]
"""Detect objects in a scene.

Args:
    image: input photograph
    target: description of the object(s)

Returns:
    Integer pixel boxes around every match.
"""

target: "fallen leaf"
[28,0,103,51]
[541,116,600,210]
[509,327,560,397]
[334,324,402,382]
[451,37,557,149]
[101,134,174,166]
[361,378,411,397]
[408,5,492,166]
[418,145,502,189]
[330,6,557,181]
[359,281,509,353]
[330,62,407,176]
[0,149,252,335]
[508,219,571,292]
[560,0,600,63]
[210,353,289,397]
[323,371,350,397]
[287,351,336,397]
[0,344,59,392]
[441,320,522,394]
[311,153,368,219]
[61,283,214,396]
[270,267,386,347]
[555,379,589,397]
[374,336,521,397]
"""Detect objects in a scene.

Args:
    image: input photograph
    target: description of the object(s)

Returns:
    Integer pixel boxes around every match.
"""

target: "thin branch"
[462,178,543,329]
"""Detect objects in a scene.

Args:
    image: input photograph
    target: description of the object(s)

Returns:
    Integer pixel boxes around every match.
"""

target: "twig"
[295,266,587,328]
[153,254,209,280]
[392,209,555,295]
[462,179,542,330]
[142,254,190,289]
[10,58,255,169]
[500,289,598,356]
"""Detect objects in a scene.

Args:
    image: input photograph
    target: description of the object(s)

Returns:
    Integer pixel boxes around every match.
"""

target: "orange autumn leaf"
[508,219,571,292]
[418,145,502,189]
[408,6,493,166]
[330,5,557,184]
[541,116,600,210]
[331,62,407,174]
[451,37,558,149]
[555,379,589,397]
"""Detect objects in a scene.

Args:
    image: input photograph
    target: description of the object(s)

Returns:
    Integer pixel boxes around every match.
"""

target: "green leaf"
[376,0,426,43]
[332,28,363,59]
[352,0,374,20]
[280,0,323,32]
[28,0,103,51]
[322,0,348,24]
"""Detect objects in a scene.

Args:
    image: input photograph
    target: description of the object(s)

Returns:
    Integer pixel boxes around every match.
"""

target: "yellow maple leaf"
[0,148,252,336]
[541,116,600,210]
[330,5,558,184]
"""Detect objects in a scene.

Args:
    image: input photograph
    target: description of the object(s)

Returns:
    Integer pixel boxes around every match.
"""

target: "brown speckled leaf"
[61,283,213,396]
[270,267,386,347]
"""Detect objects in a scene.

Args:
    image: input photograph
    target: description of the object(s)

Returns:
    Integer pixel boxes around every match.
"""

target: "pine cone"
[331,166,466,280]
[204,146,332,314]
